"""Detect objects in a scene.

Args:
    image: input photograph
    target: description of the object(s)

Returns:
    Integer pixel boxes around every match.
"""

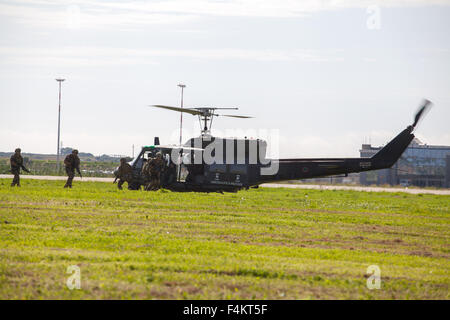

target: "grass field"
[0,178,449,299]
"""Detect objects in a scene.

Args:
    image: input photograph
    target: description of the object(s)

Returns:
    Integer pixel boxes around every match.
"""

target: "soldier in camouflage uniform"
[63,149,82,188]
[10,148,30,187]
[114,158,133,190]
[144,152,165,191]
[141,158,151,189]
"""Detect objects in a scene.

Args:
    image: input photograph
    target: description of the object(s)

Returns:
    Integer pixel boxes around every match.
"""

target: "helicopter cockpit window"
[143,151,154,160]
[164,153,170,165]
[180,152,189,165]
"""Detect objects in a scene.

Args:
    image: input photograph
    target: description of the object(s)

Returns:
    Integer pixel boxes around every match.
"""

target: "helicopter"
[120,99,432,192]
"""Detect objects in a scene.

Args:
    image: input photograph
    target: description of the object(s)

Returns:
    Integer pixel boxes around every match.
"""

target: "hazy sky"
[1,0,449,158]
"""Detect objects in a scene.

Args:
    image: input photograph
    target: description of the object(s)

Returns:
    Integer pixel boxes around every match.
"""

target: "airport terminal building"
[360,138,450,188]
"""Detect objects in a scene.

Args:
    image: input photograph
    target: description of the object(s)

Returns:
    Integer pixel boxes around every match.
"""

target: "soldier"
[63,149,82,188]
[114,158,133,190]
[145,152,165,191]
[10,148,30,187]
[141,157,151,188]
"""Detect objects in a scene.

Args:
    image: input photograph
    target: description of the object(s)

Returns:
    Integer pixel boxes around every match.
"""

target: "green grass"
[0,178,449,299]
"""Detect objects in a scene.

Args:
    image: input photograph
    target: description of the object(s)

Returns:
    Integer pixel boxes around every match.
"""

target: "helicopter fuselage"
[135,100,431,192]
[123,124,415,193]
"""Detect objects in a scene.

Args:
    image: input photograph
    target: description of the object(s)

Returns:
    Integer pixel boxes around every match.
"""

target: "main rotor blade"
[220,114,253,118]
[412,99,432,128]
[151,105,202,116]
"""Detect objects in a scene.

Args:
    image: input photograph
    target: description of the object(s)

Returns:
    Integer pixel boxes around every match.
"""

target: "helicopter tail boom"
[253,127,414,185]
[368,98,431,170]
[369,126,414,170]
[252,100,431,185]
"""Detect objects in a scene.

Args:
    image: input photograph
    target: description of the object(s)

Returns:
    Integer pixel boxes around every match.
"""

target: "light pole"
[178,84,186,146]
[177,83,186,181]
[56,78,65,173]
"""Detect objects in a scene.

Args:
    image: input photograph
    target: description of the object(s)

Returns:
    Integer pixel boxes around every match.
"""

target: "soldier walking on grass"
[114,158,133,190]
[64,149,82,188]
[10,148,30,187]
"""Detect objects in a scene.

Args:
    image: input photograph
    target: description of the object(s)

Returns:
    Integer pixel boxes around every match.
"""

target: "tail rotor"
[412,99,432,130]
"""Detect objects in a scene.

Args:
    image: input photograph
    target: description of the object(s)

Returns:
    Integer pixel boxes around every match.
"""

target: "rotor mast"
[195,108,236,136]
[151,105,251,136]
[200,114,210,135]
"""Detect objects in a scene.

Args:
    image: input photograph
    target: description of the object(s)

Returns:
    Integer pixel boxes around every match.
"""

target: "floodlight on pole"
[56,78,65,173]
[177,83,186,181]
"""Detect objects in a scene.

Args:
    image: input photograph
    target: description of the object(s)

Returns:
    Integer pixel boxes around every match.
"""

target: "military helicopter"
[123,100,432,192]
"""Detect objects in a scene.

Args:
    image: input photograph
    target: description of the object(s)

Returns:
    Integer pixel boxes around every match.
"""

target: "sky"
[0,0,449,158]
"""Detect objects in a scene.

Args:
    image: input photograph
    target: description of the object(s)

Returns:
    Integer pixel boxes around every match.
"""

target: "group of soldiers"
[114,151,170,191]
[142,152,166,191]
[9,148,171,191]
[9,148,81,188]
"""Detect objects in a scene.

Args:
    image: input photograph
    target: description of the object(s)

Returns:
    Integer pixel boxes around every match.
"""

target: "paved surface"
[1,174,449,195]
[260,183,450,195]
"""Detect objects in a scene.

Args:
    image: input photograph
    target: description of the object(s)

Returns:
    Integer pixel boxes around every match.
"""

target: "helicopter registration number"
[211,180,243,186]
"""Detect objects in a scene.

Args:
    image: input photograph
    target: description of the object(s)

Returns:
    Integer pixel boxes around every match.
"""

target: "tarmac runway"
[259,183,450,195]
[1,174,449,195]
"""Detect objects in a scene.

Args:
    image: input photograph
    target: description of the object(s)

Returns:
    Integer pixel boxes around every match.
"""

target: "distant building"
[360,138,450,188]
[446,155,450,188]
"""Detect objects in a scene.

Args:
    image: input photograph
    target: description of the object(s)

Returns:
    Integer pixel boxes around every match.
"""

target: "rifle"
[9,164,30,174]
[20,164,30,174]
